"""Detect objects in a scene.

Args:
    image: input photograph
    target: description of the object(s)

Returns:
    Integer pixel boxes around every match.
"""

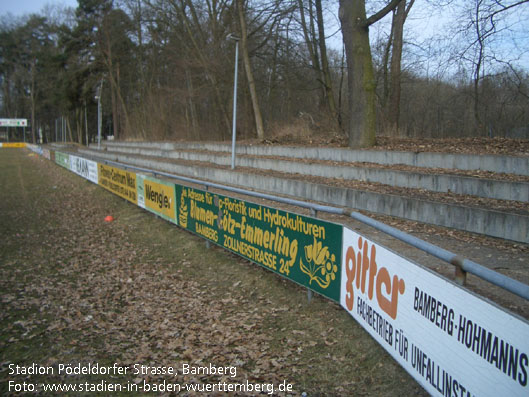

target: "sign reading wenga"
[137,175,177,224]
[98,164,137,204]
[177,185,343,301]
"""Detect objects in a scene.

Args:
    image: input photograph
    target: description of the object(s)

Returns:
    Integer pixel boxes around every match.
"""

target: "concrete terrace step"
[78,146,529,244]
[91,142,529,203]
[96,141,529,176]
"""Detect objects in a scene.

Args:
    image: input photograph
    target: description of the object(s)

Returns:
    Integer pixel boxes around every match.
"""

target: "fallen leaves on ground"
[1,152,429,396]
[250,135,529,157]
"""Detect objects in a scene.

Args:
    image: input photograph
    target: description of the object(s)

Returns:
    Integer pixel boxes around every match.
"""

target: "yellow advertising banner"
[143,177,177,223]
[98,164,137,204]
[1,142,27,148]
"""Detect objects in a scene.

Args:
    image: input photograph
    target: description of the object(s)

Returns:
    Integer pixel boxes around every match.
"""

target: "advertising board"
[340,227,529,396]
[54,151,70,169]
[69,155,98,184]
[0,118,27,127]
[29,144,42,155]
[0,142,27,148]
[177,185,342,301]
[137,174,177,224]
[98,164,137,204]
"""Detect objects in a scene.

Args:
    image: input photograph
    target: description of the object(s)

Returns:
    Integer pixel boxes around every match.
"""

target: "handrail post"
[306,208,319,303]
[452,257,468,286]
[204,185,211,249]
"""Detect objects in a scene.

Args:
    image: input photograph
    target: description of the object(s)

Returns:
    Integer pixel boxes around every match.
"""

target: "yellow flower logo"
[179,194,188,228]
[300,237,337,289]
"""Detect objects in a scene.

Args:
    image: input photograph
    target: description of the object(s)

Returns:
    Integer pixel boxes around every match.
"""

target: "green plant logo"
[300,237,337,289]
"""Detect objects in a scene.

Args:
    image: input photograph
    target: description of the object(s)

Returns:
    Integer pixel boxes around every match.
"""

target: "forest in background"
[1,0,528,147]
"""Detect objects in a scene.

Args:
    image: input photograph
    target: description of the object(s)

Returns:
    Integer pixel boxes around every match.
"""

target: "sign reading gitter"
[340,227,529,397]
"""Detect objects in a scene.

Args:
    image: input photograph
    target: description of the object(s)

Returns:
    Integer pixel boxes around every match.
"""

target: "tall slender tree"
[385,0,414,137]
[237,0,265,139]
[339,0,403,148]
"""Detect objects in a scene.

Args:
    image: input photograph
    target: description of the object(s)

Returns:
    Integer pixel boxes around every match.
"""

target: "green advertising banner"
[54,151,70,169]
[176,185,342,301]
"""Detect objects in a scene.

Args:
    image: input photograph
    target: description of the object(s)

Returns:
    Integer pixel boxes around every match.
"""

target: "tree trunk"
[30,59,37,144]
[339,0,376,148]
[110,79,119,140]
[266,34,280,116]
[85,104,89,146]
[315,0,337,118]
[77,108,83,145]
[381,26,393,110]
[176,0,231,137]
[66,117,74,143]
[237,0,265,139]
[185,68,198,139]
[30,99,36,144]
[297,0,324,102]
[387,0,407,137]
[473,2,485,135]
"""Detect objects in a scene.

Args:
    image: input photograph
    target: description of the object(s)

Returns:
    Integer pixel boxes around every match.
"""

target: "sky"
[1,0,527,75]
[0,0,78,17]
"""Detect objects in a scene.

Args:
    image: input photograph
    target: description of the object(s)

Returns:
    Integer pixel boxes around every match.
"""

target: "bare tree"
[237,0,265,139]
[339,0,403,148]
[456,0,529,135]
[297,0,337,120]
[315,0,338,120]
[385,0,414,137]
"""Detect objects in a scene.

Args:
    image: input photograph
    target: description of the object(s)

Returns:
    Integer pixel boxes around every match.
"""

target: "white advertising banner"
[0,118,27,127]
[340,227,529,396]
[26,144,42,155]
[136,174,146,209]
[69,154,98,184]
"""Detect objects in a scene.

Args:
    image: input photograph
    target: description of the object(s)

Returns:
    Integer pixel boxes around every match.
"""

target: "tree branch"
[365,0,404,27]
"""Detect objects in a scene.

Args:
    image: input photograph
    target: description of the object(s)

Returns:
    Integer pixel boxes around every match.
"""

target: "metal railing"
[81,153,529,302]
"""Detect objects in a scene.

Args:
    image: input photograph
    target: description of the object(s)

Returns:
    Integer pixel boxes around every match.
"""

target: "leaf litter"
[0,150,427,396]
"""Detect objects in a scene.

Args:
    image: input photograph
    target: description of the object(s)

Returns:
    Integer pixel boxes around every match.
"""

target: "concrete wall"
[97,141,529,176]
[79,148,529,243]
[94,145,529,202]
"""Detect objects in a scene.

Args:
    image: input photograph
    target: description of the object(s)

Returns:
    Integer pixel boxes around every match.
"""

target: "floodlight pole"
[228,34,240,169]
